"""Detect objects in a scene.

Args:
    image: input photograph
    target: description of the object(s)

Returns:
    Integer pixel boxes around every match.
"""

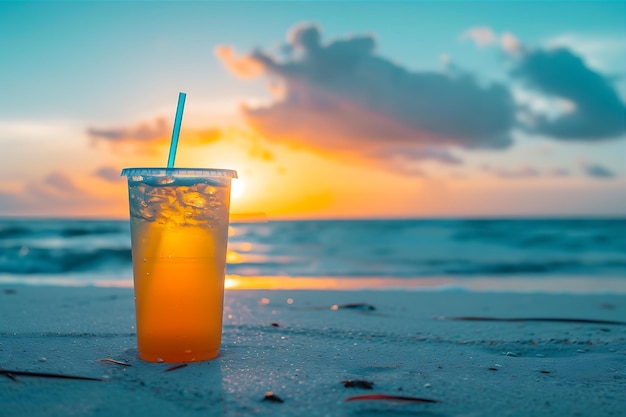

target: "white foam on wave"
[2,274,625,294]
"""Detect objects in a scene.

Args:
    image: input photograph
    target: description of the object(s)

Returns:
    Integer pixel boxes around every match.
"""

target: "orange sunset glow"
[1,2,624,219]
[5,122,623,220]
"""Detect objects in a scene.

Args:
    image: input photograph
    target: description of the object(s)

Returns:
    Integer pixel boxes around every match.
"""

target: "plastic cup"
[121,167,237,363]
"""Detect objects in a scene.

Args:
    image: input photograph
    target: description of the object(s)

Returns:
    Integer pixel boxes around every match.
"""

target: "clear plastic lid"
[121,168,238,179]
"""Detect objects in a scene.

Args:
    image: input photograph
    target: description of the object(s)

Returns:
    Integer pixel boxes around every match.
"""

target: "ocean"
[1,218,625,292]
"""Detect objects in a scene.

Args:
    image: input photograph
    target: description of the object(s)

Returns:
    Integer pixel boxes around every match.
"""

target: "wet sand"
[1,285,625,416]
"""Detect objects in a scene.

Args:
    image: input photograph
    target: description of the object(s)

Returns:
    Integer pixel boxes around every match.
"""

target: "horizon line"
[0,213,624,222]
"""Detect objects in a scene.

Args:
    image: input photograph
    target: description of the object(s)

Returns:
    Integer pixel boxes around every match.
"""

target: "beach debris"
[488,367,498,371]
[331,303,376,311]
[96,358,131,367]
[1,369,17,381]
[262,391,284,403]
[505,352,520,357]
[165,363,188,372]
[342,379,374,389]
[38,357,47,362]
[435,316,626,326]
[271,322,280,327]
[0,368,103,382]
[540,370,551,374]
[344,394,440,404]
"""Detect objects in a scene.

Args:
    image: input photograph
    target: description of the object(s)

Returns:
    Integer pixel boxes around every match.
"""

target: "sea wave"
[1,245,623,277]
[0,218,624,279]
[0,246,131,274]
[0,222,126,239]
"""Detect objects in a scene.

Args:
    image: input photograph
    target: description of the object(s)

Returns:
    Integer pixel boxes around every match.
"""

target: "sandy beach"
[1,284,625,416]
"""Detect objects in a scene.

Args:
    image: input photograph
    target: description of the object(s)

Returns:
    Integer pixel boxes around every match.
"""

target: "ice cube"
[183,192,206,208]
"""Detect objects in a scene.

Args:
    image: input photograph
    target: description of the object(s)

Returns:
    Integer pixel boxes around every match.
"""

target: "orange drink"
[122,168,237,362]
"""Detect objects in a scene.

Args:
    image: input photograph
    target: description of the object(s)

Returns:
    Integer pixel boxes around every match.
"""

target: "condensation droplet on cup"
[143,258,147,263]
[185,349,192,354]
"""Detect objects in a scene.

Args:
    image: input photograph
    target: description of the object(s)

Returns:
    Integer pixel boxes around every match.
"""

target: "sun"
[231,178,244,199]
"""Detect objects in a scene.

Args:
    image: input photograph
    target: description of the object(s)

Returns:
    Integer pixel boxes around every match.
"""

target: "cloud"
[501,32,521,54]
[582,162,616,179]
[94,166,123,183]
[482,165,541,179]
[19,172,83,204]
[462,27,521,54]
[549,167,571,177]
[88,117,169,143]
[372,146,463,165]
[87,117,223,153]
[482,164,576,179]
[42,171,80,194]
[482,162,619,180]
[461,27,497,47]
[217,24,516,171]
[461,26,625,141]
[366,146,462,176]
[85,116,276,164]
[0,191,26,211]
[215,46,265,78]
[512,47,626,140]
[547,34,626,72]
[0,171,98,215]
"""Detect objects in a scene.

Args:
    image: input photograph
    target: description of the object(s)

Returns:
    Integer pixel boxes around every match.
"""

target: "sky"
[1,0,625,219]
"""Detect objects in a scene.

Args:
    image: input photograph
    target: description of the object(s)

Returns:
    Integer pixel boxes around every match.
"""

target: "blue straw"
[167,92,187,168]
